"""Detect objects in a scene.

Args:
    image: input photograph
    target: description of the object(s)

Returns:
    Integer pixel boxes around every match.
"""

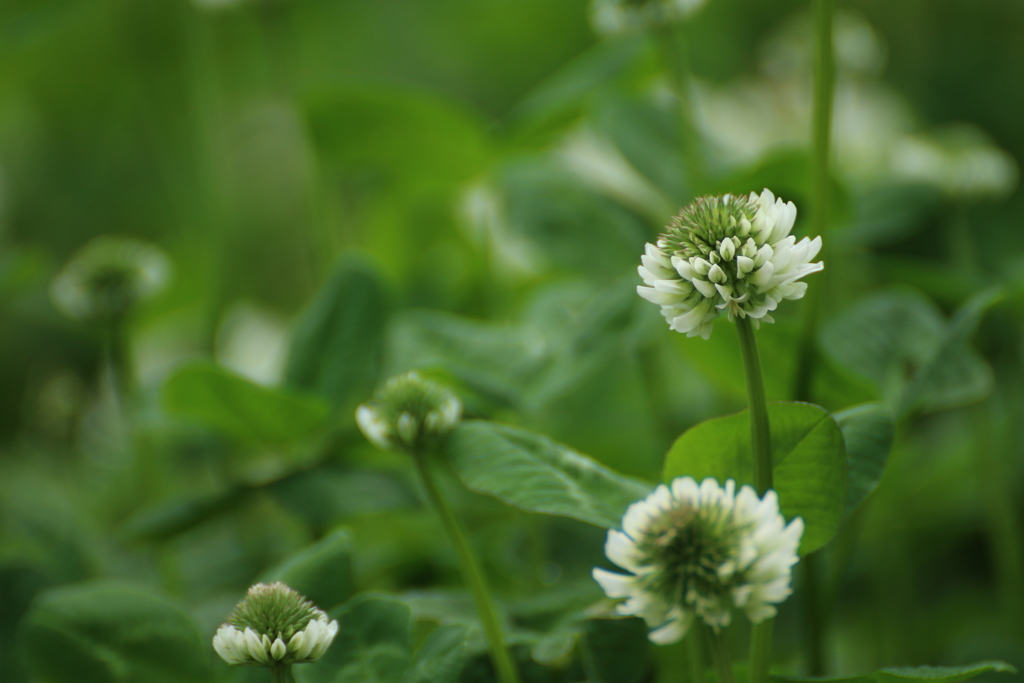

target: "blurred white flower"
[51,236,171,323]
[213,582,338,667]
[638,189,822,339]
[356,371,462,454]
[593,477,803,644]
[891,126,1019,199]
[590,0,707,36]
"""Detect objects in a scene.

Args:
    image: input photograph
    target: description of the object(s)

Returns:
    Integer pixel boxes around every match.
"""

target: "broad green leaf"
[405,624,471,683]
[298,596,411,683]
[663,402,847,554]
[285,256,389,412]
[876,663,1017,683]
[303,86,489,189]
[771,661,1016,683]
[163,362,330,446]
[259,528,355,612]
[820,287,996,419]
[834,403,894,516]
[18,580,210,683]
[122,486,250,541]
[444,421,654,528]
[385,309,546,411]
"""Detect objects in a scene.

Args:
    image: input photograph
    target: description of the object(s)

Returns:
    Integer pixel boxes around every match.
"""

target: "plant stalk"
[654,23,705,194]
[749,620,774,683]
[413,452,520,683]
[736,317,775,683]
[791,0,836,672]
[270,664,296,683]
[735,318,772,494]
[687,623,706,683]
[707,628,734,683]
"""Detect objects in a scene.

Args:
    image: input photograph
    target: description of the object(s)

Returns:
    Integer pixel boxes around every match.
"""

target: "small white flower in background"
[51,236,171,323]
[593,477,803,644]
[356,371,462,454]
[590,0,707,36]
[213,582,338,667]
[637,189,823,339]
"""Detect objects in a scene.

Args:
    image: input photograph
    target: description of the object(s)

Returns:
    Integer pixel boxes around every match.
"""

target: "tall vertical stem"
[735,318,772,494]
[654,24,705,194]
[413,453,520,683]
[270,664,296,683]
[687,623,706,683]
[707,628,735,683]
[736,317,774,683]
[792,0,836,673]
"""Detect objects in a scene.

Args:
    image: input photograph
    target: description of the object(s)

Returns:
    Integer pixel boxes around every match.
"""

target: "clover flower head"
[213,582,338,667]
[356,371,462,454]
[637,189,823,339]
[51,236,171,323]
[593,477,803,644]
[590,0,707,35]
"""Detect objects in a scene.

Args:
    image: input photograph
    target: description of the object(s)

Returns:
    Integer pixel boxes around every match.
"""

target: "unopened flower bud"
[212,582,338,667]
[51,236,171,323]
[356,371,462,454]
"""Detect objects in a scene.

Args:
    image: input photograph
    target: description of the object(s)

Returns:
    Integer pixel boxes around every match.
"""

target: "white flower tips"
[637,190,823,339]
[212,582,338,667]
[356,371,462,454]
[51,236,171,323]
[592,477,804,644]
[590,0,708,36]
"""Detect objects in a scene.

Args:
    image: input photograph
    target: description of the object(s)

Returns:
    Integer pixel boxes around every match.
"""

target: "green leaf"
[834,403,894,517]
[259,528,355,613]
[820,287,997,419]
[163,362,331,446]
[663,402,847,554]
[444,421,654,528]
[404,624,471,683]
[771,661,1016,683]
[121,486,251,541]
[285,256,389,412]
[17,580,210,683]
[298,596,412,683]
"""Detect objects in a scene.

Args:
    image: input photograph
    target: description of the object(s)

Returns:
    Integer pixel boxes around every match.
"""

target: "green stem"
[413,453,520,683]
[736,317,774,683]
[653,23,705,194]
[790,0,836,672]
[687,624,706,683]
[735,318,772,494]
[749,621,774,683]
[707,628,734,683]
[800,552,827,675]
[270,664,296,683]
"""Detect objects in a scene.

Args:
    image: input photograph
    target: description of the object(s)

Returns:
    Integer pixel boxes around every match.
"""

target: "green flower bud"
[51,236,171,323]
[213,582,338,667]
[356,371,462,454]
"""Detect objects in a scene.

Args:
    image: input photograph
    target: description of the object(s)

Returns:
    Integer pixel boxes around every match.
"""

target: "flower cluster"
[212,582,338,667]
[593,477,803,644]
[590,0,707,35]
[638,190,823,339]
[51,236,171,323]
[356,371,462,455]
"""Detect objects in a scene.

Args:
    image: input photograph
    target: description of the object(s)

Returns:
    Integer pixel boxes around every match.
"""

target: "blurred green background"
[1,0,1023,681]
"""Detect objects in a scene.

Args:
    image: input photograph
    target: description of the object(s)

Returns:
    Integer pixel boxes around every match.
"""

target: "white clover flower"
[593,477,803,644]
[356,371,462,454]
[51,236,171,322]
[213,582,338,667]
[590,0,707,36]
[637,189,822,339]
